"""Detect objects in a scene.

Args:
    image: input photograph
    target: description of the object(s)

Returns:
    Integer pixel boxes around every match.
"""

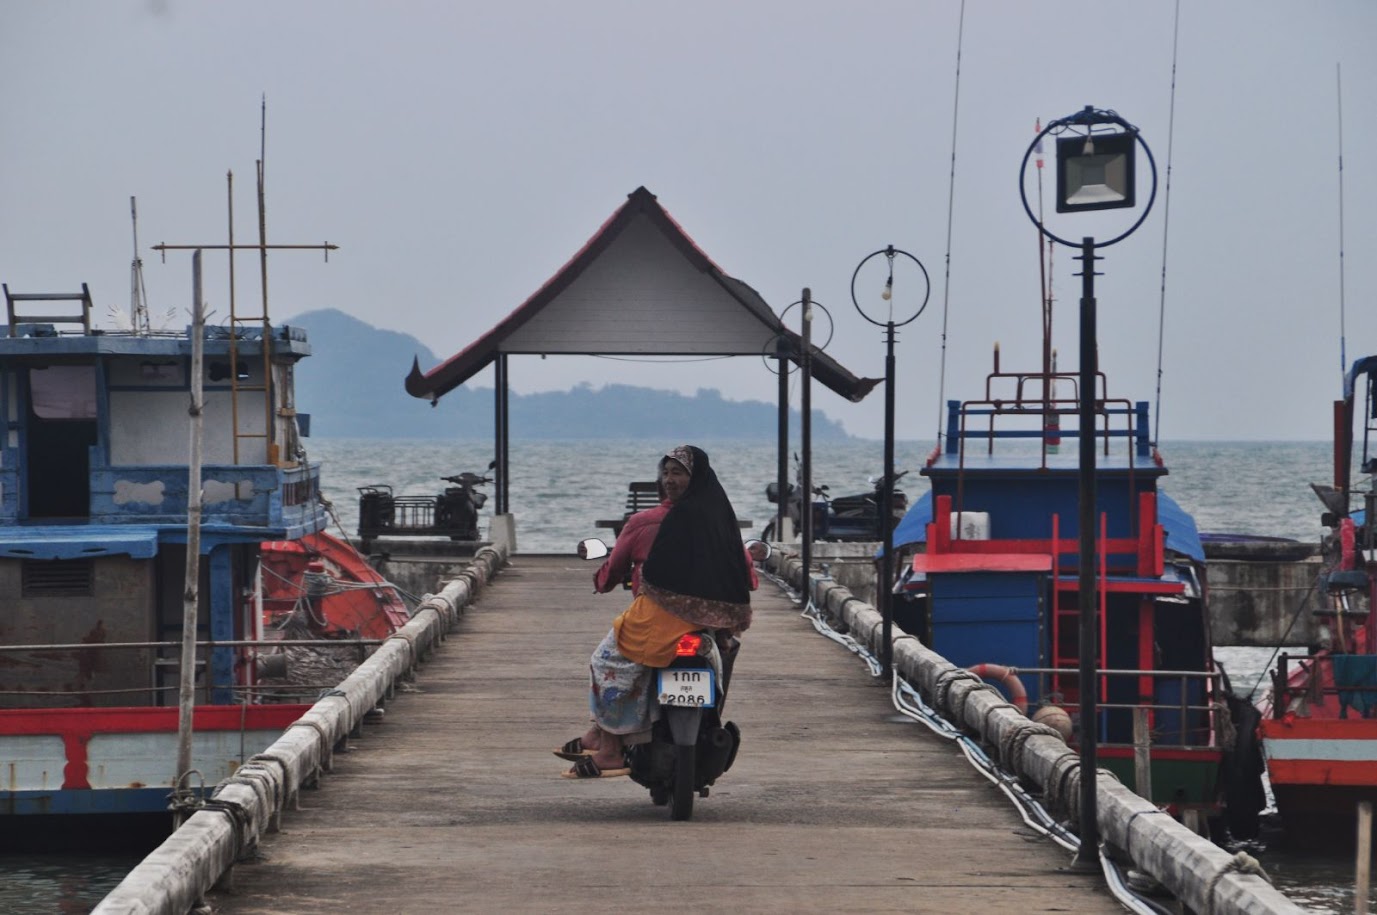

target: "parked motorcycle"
[435,471,492,540]
[357,465,493,547]
[577,537,767,820]
[761,454,908,542]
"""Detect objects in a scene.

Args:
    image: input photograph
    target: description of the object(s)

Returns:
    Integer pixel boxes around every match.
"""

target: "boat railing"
[357,489,443,536]
[1003,665,1223,749]
[0,637,382,706]
[1271,651,1377,720]
[941,368,1152,471]
[87,461,324,530]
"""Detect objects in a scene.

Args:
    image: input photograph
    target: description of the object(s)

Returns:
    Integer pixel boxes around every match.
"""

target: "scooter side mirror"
[578,538,610,560]
[744,539,771,562]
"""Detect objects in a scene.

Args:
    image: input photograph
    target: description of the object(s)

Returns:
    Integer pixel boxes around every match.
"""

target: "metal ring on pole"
[779,299,834,348]
[1019,108,1158,250]
[850,246,930,327]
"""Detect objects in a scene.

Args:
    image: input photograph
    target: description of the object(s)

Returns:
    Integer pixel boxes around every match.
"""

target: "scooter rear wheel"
[670,743,695,821]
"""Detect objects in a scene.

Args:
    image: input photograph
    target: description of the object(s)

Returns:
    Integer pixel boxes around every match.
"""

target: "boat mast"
[1151,0,1182,445]
[1336,62,1348,383]
[129,196,151,335]
[933,0,965,448]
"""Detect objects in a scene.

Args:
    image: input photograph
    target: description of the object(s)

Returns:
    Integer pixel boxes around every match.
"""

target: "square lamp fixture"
[1055,130,1136,213]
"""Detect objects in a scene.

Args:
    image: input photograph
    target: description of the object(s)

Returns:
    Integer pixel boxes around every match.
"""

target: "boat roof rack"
[4,283,93,337]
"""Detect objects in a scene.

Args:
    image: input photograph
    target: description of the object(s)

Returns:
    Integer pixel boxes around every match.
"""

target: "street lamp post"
[1020,106,1157,869]
[851,246,929,676]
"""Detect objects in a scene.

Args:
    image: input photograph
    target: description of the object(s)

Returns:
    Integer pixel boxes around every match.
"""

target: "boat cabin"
[0,286,326,710]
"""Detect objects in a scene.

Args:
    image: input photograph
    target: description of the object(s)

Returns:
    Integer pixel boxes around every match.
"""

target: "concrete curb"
[92,544,509,915]
[769,549,1305,915]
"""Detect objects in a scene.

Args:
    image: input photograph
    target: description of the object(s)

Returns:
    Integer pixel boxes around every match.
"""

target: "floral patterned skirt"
[589,628,653,742]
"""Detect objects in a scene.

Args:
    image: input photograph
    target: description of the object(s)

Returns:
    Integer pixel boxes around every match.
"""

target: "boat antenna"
[1035,121,1050,396]
[934,0,966,447]
[1336,63,1348,382]
[1151,0,1181,445]
[129,196,152,335]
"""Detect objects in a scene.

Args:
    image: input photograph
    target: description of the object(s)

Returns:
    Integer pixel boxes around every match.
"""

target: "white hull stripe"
[1262,738,1377,762]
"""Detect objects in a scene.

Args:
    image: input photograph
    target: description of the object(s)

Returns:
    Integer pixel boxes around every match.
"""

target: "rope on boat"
[1244,570,1323,701]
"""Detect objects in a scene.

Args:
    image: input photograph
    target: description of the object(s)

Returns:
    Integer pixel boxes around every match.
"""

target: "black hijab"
[641,445,752,632]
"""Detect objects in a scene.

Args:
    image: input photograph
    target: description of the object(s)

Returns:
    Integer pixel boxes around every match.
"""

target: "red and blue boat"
[1258,354,1377,843]
[890,346,1265,839]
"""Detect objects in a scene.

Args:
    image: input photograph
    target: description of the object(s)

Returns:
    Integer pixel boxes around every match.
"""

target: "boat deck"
[206,554,1119,914]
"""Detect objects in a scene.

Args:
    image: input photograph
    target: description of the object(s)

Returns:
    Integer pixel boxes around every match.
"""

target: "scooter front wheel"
[670,743,695,821]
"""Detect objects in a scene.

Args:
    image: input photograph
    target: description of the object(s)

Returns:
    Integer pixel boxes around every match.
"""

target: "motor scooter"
[577,537,767,821]
[762,453,908,542]
[357,464,494,549]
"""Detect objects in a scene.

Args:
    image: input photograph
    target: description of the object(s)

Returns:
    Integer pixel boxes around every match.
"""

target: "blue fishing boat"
[0,213,336,838]
[890,348,1264,838]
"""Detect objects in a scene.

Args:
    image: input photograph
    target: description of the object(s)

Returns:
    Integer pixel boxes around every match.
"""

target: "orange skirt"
[612,593,695,667]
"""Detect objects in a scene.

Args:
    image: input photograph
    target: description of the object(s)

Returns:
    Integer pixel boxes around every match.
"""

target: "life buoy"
[967,662,1028,713]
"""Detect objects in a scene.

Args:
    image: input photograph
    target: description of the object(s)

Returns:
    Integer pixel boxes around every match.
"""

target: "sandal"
[560,756,630,779]
[553,737,596,761]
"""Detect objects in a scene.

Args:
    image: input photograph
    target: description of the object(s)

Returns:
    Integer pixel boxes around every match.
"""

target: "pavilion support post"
[495,353,510,514]
[776,335,790,542]
[799,289,813,605]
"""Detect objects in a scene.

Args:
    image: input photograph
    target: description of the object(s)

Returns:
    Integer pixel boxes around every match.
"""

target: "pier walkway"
[207,555,1119,914]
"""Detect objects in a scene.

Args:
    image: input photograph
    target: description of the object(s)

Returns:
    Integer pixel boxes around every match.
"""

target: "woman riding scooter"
[557,445,753,779]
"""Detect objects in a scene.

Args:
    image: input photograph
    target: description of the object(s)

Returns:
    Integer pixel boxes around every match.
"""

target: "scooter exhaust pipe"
[700,725,736,782]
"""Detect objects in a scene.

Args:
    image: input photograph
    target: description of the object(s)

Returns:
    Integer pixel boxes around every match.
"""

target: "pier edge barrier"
[91,542,510,915]
[765,548,1305,915]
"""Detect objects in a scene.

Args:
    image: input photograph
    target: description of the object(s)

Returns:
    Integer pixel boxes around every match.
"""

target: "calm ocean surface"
[5,438,1367,913]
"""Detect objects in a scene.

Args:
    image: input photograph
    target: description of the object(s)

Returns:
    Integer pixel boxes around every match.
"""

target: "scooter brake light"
[675,633,705,657]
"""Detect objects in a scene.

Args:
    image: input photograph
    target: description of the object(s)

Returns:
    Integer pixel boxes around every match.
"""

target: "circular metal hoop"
[850,247,929,328]
[1019,109,1158,250]
[759,332,796,376]
[778,299,834,349]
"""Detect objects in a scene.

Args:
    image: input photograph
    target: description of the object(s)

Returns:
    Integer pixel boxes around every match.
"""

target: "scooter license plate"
[657,668,716,708]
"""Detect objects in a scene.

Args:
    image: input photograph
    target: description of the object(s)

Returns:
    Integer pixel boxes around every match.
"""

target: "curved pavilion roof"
[404,186,879,404]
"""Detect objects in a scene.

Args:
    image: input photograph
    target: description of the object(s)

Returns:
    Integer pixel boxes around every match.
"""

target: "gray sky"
[3,1,1374,441]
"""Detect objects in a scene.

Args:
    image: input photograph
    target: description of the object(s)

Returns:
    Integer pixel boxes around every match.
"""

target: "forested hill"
[285,308,855,441]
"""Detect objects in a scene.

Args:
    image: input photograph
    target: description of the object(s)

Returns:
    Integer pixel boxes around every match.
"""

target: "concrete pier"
[203,554,1121,914]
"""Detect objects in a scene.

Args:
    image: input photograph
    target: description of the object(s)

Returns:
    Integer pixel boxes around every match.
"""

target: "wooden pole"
[1357,800,1372,915]
[174,250,206,826]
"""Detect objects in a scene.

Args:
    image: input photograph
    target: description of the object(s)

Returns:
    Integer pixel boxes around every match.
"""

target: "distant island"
[284,308,855,441]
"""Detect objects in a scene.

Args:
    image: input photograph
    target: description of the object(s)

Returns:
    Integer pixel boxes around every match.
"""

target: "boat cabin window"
[30,366,97,419]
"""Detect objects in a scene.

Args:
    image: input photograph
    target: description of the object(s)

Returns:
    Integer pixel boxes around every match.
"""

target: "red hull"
[1260,715,1377,842]
[260,532,409,640]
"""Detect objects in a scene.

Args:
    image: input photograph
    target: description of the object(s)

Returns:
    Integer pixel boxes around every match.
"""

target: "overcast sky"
[3,1,1374,442]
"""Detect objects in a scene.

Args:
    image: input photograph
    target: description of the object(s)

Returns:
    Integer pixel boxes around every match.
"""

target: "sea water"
[4,437,1367,913]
